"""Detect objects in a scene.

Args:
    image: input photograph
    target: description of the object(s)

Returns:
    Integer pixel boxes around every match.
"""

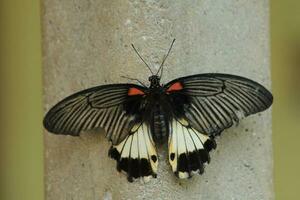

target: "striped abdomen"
[151,104,169,143]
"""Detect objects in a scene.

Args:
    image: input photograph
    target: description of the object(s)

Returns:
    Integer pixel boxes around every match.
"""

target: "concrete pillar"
[43,0,273,199]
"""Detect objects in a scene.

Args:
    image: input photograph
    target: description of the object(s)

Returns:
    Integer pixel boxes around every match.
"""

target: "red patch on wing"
[167,82,183,93]
[128,87,145,96]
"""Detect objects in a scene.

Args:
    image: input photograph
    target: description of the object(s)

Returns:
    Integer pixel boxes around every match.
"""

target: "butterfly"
[43,39,273,182]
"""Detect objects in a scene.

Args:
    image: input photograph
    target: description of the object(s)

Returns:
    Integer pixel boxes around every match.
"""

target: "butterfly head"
[149,75,161,88]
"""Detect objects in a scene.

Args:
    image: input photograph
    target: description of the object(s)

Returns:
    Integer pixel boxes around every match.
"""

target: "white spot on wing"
[178,172,189,179]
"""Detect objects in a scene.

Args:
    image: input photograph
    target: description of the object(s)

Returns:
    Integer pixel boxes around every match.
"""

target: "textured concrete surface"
[42,0,273,199]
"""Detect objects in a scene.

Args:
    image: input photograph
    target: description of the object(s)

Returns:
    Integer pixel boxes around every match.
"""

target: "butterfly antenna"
[131,43,154,75]
[156,38,176,77]
[120,75,147,87]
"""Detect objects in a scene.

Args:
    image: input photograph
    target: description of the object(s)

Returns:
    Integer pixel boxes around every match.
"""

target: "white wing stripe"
[168,118,215,178]
[109,122,158,181]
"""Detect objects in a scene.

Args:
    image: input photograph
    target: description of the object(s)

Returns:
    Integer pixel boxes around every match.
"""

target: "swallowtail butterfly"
[44,39,273,182]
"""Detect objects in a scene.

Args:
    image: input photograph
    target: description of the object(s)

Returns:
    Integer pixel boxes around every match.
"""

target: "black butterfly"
[43,39,273,182]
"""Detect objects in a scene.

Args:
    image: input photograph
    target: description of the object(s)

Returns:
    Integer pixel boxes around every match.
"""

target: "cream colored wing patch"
[108,122,158,182]
[168,118,217,179]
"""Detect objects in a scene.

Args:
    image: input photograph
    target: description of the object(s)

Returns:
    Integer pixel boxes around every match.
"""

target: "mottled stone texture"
[42,0,273,199]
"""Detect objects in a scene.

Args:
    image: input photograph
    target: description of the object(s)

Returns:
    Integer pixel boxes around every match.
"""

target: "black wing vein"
[44,84,145,145]
[165,73,273,136]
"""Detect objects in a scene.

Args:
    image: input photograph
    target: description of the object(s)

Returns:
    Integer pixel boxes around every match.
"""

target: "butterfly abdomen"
[150,104,169,143]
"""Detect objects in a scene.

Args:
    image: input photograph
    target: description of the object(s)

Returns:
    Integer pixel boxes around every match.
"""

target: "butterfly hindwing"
[108,122,158,182]
[165,73,273,136]
[168,117,216,178]
[43,84,146,145]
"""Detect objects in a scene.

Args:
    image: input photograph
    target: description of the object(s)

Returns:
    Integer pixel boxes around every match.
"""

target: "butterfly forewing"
[44,84,146,145]
[165,73,273,136]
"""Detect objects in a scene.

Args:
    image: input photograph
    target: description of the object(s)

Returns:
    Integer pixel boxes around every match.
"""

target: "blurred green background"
[272,0,300,199]
[0,0,299,199]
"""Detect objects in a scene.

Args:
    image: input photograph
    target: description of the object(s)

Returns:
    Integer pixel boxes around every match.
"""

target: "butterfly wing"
[165,73,272,178]
[168,117,216,178]
[108,122,158,182]
[165,73,273,136]
[43,84,146,145]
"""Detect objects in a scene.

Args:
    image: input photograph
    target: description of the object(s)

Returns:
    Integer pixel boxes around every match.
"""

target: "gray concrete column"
[43,0,273,199]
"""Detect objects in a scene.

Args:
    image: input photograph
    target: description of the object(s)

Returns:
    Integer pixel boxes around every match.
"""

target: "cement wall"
[42,0,273,199]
